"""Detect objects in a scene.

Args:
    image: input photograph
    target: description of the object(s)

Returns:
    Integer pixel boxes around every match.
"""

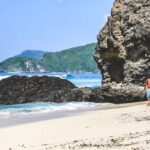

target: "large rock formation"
[94,0,150,86]
[0,76,146,104]
[0,76,76,104]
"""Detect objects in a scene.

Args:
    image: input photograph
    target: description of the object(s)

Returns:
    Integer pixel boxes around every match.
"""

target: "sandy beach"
[0,101,150,150]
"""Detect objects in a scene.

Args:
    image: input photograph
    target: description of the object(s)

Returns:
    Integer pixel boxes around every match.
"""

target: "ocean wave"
[0,102,112,118]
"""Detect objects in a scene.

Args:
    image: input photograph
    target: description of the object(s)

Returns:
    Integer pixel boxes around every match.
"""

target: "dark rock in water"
[93,0,149,103]
[94,0,150,86]
[0,76,76,104]
[0,76,146,104]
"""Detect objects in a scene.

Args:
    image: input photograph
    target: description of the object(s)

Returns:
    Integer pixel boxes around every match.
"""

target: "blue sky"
[0,0,114,62]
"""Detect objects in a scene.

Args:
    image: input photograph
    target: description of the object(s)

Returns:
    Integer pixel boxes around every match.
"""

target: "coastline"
[0,101,150,149]
[0,101,146,128]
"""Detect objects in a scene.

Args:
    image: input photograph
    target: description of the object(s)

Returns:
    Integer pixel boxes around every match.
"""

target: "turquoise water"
[0,72,104,118]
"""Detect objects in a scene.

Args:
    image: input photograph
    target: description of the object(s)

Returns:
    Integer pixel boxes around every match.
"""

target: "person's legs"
[147,89,150,99]
[147,89,150,106]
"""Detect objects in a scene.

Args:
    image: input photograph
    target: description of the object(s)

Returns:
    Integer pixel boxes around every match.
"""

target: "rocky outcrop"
[93,0,150,103]
[64,85,146,103]
[0,76,146,104]
[94,0,150,86]
[0,76,76,104]
[90,85,145,103]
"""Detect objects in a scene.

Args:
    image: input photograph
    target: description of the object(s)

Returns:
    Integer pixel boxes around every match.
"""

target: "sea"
[0,72,113,126]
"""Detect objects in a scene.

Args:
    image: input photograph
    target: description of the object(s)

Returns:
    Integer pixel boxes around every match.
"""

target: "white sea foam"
[51,75,65,79]
[0,76,10,81]
[0,102,112,118]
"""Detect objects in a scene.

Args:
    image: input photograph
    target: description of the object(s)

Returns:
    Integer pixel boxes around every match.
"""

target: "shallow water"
[0,102,112,119]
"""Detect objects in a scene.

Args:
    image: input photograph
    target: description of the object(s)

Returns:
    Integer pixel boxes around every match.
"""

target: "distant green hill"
[18,50,45,60]
[42,43,98,72]
[0,43,99,72]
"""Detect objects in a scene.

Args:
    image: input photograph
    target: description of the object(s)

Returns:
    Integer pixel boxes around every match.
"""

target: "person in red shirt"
[145,75,150,101]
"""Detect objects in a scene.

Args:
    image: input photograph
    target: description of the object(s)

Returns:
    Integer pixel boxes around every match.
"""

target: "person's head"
[148,74,150,79]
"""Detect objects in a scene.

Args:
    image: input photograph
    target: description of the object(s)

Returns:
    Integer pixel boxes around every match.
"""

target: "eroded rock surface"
[94,0,150,85]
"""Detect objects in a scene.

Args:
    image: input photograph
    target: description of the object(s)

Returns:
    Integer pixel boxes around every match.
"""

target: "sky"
[0,0,114,62]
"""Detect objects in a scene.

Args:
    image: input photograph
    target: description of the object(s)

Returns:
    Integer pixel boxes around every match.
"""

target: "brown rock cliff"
[94,0,150,86]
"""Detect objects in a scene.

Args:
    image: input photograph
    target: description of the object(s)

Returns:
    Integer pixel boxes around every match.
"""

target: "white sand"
[0,101,150,150]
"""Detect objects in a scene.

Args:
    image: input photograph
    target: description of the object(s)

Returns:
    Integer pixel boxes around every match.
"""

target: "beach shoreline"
[0,101,150,149]
[0,101,146,128]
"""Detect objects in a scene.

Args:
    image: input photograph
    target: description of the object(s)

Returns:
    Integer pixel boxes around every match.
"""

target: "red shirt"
[146,79,150,88]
